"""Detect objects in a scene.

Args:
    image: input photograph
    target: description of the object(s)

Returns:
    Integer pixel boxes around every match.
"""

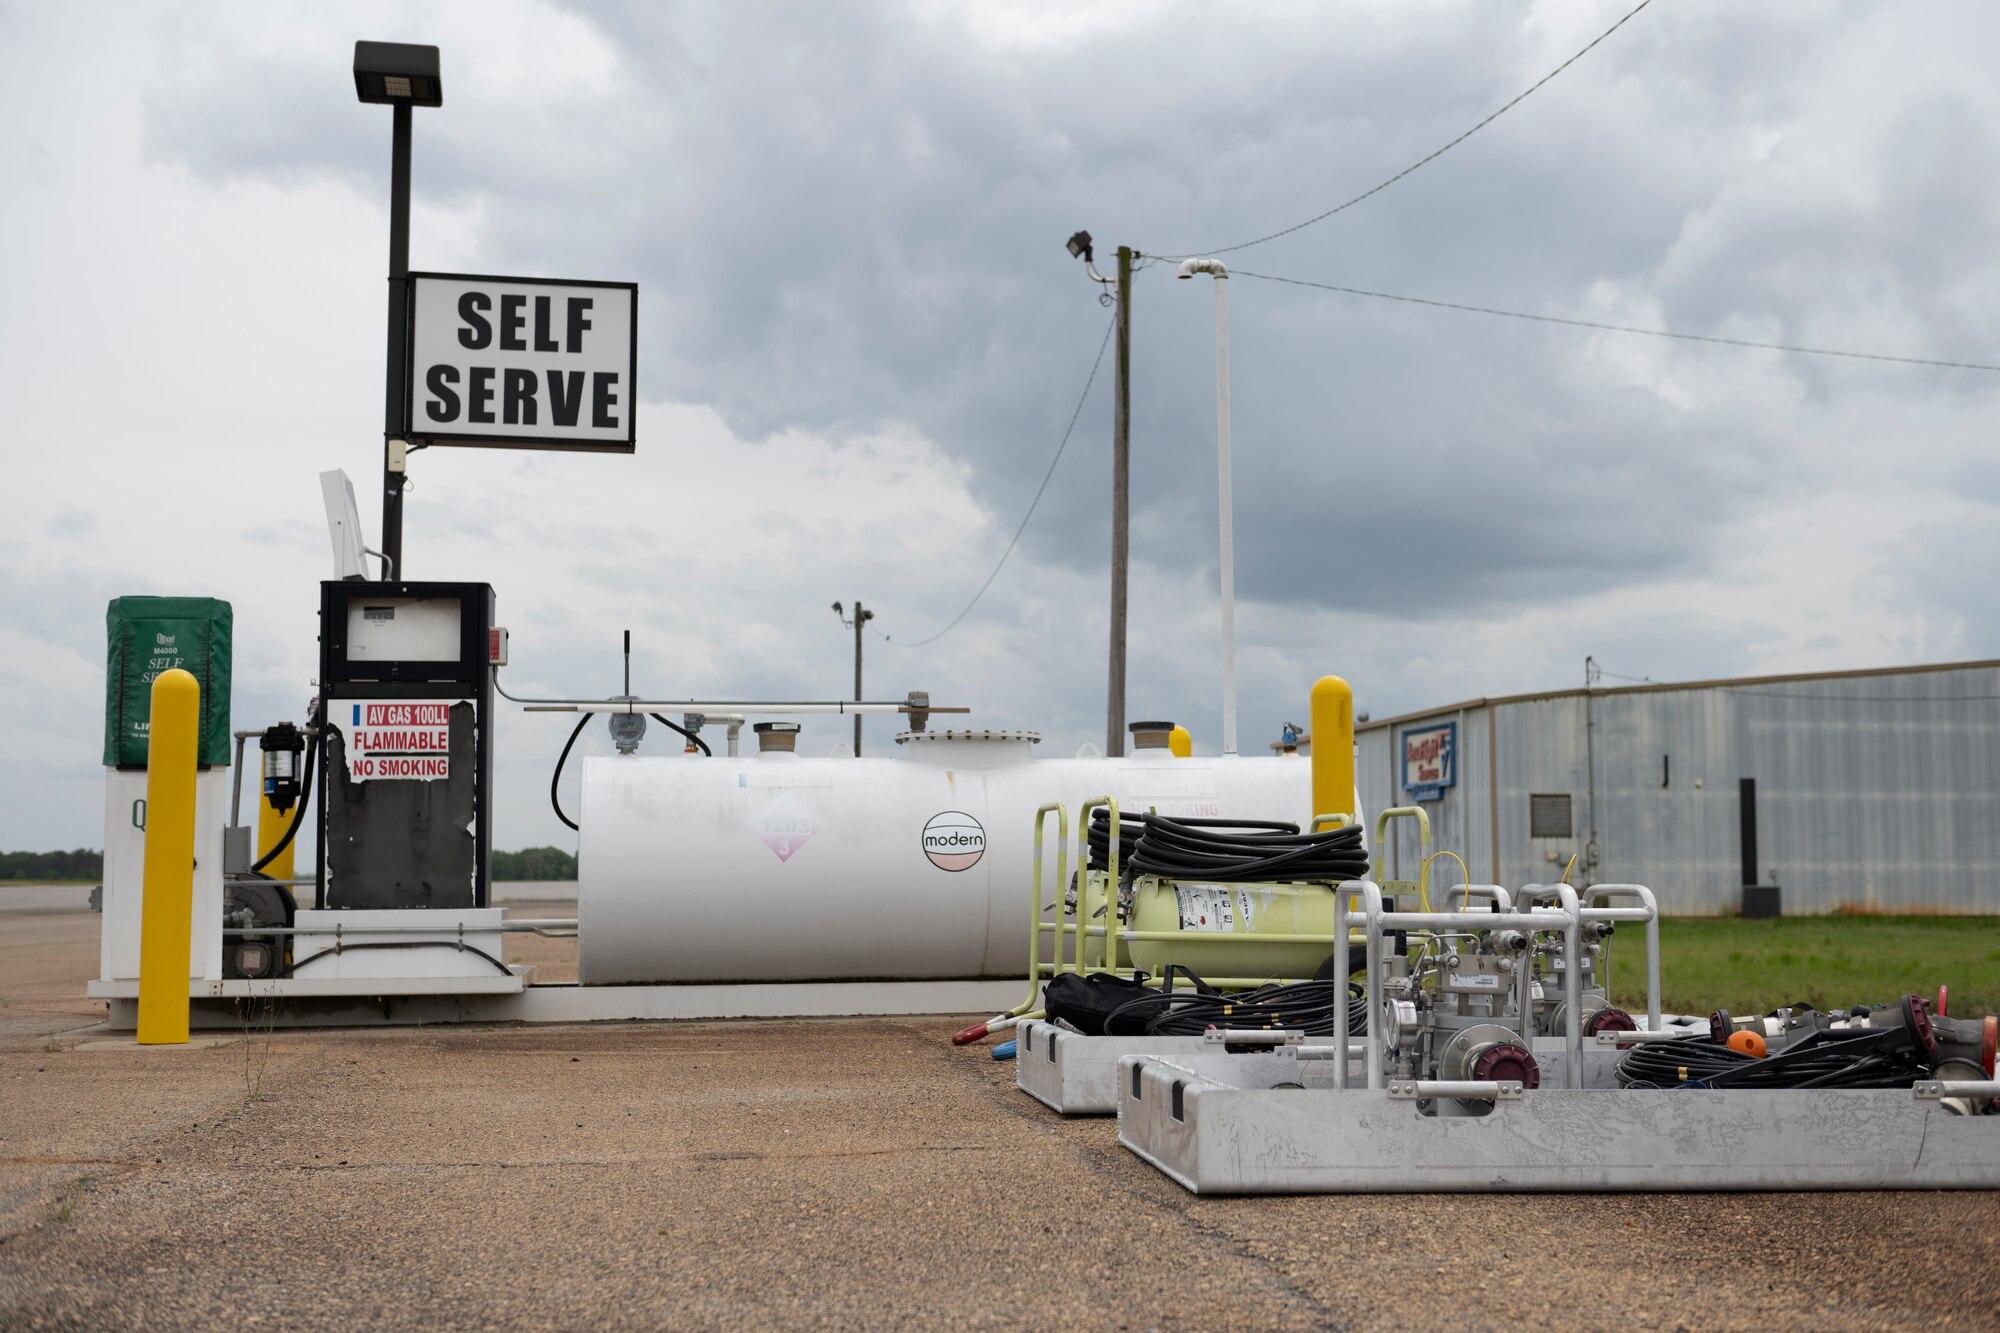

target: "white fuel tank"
[576,733,1327,984]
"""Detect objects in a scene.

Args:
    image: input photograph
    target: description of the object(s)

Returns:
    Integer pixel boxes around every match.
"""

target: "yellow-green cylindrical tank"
[1125,878,1338,980]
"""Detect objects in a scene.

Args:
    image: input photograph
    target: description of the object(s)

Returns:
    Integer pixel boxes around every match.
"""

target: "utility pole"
[1107,244,1133,756]
[1065,230,1133,756]
[832,601,874,755]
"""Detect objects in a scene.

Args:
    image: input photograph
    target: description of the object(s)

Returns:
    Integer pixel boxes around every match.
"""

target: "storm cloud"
[6,0,2000,850]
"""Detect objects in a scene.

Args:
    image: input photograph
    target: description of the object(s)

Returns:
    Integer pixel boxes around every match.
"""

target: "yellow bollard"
[138,667,199,1045]
[1168,725,1192,758]
[1309,676,1355,825]
[255,788,296,881]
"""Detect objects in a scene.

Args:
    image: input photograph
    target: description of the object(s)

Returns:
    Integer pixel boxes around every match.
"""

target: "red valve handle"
[1935,984,1948,1017]
[951,1022,991,1046]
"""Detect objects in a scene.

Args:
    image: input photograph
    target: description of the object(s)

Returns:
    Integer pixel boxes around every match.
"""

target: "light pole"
[353,41,443,581]
[1177,257,1237,756]
[1067,230,1133,756]
[832,601,874,755]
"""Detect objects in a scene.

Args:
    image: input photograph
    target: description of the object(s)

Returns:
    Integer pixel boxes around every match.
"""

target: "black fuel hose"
[1101,811,1370,883]
[551,711,716,832]
[282,938,515,979]
[549,714,592,831]
[250,725,321,874]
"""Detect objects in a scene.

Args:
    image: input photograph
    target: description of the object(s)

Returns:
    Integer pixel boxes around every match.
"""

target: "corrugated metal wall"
[1359,664,2000,914]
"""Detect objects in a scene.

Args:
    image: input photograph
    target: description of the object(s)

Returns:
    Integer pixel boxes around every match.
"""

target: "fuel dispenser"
[316,580,495,910]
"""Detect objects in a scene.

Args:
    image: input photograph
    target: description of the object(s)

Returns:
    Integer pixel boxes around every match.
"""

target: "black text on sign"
[407,273,637,453]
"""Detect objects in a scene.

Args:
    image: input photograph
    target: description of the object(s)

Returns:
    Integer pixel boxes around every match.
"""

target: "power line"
[1153,0,1653,261]
[883,314,1116,649]
[1232,270,2000,372]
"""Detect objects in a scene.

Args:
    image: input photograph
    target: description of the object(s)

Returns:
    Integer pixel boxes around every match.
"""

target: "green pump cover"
[103,597,233,768]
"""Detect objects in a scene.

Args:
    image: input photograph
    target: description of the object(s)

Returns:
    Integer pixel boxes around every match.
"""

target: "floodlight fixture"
[1066,230,1095,262]
[353,41,443,107]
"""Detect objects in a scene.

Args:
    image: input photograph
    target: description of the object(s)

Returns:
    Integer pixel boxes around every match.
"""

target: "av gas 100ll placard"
[407,272,637,452]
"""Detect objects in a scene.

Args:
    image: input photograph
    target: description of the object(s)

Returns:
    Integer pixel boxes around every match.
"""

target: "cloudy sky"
[5,0,1999,855]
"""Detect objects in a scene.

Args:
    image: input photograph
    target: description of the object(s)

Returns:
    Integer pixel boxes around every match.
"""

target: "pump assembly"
[1104,877,1998,1192]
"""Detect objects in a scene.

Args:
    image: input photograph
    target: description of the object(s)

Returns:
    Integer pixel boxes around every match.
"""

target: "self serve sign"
[407,273,637,452]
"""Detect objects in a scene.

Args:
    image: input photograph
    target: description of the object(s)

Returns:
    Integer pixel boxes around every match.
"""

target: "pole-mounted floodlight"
[1067,229,1113,286]
[833,601,875,755]
[354,40,442,582]
[353,41,443,106]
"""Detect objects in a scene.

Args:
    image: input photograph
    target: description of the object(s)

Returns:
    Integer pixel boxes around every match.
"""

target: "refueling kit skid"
[961,793,1999,1193]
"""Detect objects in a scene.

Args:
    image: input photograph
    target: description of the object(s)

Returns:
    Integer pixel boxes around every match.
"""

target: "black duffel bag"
[1042,966,1216,1036]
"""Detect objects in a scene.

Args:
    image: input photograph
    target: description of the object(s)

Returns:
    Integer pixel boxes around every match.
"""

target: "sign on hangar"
[405,272,637,453]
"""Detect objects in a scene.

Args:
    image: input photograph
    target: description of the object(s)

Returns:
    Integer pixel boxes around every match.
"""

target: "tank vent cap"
[1128,720,1176,751]
[753,721,801,753]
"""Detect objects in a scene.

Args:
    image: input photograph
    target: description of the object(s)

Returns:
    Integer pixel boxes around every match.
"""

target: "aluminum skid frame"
[1116,881,2000,1194]
[1023,880,1680,1114]
[1018,1020,1691,1115]
[1018,1023,1342,1114]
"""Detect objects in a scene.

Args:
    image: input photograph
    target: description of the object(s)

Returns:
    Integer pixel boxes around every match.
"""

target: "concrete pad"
[4,897,1998,1329]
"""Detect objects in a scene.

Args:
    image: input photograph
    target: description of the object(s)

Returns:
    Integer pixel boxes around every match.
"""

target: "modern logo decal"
[922,811,986,872]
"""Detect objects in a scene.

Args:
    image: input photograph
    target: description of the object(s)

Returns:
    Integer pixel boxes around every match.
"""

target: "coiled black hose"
[1090,809,1368,883]
[1103,977,1366,1037]
[1085,808,1149,872]
[1615,1025,1935,1090]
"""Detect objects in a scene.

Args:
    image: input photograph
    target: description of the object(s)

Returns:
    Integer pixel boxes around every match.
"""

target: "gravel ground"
[2,900,1996,1330]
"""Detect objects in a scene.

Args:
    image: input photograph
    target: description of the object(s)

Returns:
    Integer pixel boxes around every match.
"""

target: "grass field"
[1603,915,2000,1018]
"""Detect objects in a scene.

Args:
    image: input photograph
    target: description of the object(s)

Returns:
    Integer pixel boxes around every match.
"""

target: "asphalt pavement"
[1,897,1996,1330]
